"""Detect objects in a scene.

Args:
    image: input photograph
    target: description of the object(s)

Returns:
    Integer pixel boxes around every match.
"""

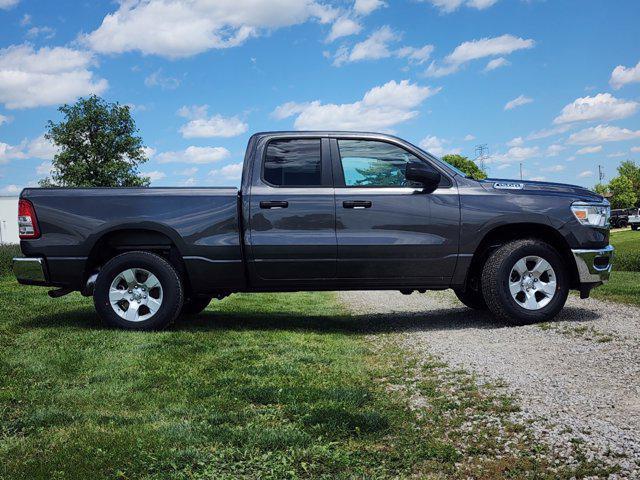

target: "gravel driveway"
[338,290,640,478]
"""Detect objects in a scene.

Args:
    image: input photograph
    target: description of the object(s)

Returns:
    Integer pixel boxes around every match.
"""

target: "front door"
[332,138,459,283]
[248,137,336,282]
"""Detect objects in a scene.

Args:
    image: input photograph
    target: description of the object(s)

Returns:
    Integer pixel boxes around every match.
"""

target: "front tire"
[481,239,568,325]
[93,251,184,330]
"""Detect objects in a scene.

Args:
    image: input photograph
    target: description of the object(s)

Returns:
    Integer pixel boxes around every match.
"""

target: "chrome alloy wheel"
[108,268,163,322]
[508,255,557,310]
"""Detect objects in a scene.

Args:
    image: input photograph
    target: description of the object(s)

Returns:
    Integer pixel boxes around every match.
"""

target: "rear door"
[247,136,337,282]
[332,137,459,284]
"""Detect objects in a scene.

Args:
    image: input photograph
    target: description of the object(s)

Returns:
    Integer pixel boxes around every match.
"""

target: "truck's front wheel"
[481,239,568,325]
[93,251,184,330]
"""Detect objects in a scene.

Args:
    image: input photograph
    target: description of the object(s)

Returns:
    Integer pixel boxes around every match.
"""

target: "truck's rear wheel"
[481,239,568,325]
[632,225,638,231]
[181,296,212,315]
[93,251,183,330]
[453,287,487,310]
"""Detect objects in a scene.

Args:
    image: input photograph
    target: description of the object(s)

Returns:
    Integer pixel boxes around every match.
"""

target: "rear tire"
[181,296,212,316]
[453,288,487,310]
[481,239,568,325]
[93,251,183,330]
[632,225,639,231]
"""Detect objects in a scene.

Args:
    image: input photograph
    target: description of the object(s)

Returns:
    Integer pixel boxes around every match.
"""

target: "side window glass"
[264,139,322,186]
[338,140,429,187]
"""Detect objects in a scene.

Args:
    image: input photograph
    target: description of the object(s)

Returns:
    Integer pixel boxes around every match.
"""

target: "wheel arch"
[466,223,579,290]
[84,226,191,293]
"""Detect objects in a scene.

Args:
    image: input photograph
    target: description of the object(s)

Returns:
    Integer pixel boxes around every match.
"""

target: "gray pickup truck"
[13,131,614,330]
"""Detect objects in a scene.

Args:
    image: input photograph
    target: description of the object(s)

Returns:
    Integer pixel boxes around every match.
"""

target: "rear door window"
[264,139,322,186]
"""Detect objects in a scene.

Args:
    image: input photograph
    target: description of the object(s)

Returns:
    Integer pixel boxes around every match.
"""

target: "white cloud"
[529,176,546,182]
[142,146,156,158]
[36,161,52,176]
[333,26,433,66]
[506,136,524,147]
[631,146,640,153]
[553,93,638,125]
[422,0,498,13]
[504,95,533,111]
[26,135,58,159]
[26,26,56,39]
[426,34,534,77]
[526,124,572,141]
[354,0,386,15]
[0,44,107,109]
[176,167,198,176]
[396,44,434,65]
[0,141,25,164]
[546,144,565,156]
[326,16,361,42]
[491,146,540,164]
[0,114,10,126]
[568,124,640,145]
[541,164,565,173]
[272,79,438,131]
[144,69,180,90]
[610,60,640,90]
[271,101,313,120]
[578,170,593,178]
[333,26,396,65]
[142,170,167,182]
[576,145,603,155]
[84,0,336,59]
[418,135,461,157]
[464,134,476,141]
[0,184,21,194]
[0,0,19,9]
[209,162,243,180]
[607,152,626,158]
[157,146,231,164]
[483,57,510,72]
[178,105,248,138]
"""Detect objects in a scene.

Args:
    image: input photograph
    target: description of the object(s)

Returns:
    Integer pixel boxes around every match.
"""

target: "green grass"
[590,270,640,306]
[0,276,614,479]
[0,244,21,276]
[610,229,640,272]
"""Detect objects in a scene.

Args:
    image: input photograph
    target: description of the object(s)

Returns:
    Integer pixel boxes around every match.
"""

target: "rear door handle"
[343,200,372,209]
[260,200,289,209]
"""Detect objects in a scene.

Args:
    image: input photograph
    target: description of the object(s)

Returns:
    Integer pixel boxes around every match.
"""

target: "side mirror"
[405,162,441,192]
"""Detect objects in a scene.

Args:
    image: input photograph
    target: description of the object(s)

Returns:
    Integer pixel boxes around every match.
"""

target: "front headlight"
[571,202,610,227]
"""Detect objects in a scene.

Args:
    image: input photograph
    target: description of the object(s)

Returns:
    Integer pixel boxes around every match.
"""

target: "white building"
[0,196,19,244]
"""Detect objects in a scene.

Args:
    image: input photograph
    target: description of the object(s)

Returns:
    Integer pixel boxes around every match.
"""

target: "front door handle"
[343,200,372,209]
[260,200,289,209]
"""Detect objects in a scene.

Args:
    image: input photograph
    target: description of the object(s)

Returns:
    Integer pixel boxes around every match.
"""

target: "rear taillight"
[18,199,40,239]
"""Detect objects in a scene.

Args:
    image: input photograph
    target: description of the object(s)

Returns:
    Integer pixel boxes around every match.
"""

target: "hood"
[479,178,605,203]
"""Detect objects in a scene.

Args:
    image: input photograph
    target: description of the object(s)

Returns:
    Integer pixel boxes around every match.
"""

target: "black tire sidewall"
[94,252,183,330]
[490,242,568,323]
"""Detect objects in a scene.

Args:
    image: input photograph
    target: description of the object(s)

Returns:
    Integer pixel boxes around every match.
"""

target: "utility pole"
[520,162,523,180]
[598,165,605,183]
[474,144,489,173]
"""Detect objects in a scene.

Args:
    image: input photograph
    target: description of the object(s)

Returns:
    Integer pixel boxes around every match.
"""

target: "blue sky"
[0,0,639,193]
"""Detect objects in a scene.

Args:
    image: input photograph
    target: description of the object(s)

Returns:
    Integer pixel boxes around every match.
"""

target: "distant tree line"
[594,161,639,209]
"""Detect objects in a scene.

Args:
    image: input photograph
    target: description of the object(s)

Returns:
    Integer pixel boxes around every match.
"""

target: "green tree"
[617,160,640,206]
[608,176,637,209]
[441,154,487,180]
[40,95,150,187]
[593,183,609,196]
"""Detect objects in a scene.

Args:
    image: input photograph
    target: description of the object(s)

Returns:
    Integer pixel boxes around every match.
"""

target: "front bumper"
[12,257,48,285]
[571,245,614,284]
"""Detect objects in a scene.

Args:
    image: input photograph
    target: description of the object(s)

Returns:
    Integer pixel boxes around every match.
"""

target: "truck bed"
[20,187,246,292]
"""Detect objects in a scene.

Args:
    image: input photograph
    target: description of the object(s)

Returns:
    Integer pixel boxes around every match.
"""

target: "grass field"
[610,228,640,272]
[0,275,615,479]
